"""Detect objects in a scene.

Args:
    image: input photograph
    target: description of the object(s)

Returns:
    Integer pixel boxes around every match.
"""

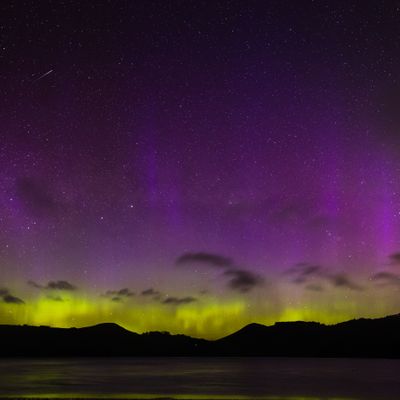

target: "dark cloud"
[0,288,25,305]
[176,251,264,293]
[118,288,135,297]
[141,288,160,296]
[300,265,322,277]
[103,288,135,298]
[3,294,25,304]
[389,253,400,265]
[292,276,307,284]
[284,263,362,291]
[27,280,43,289]
[284,263,322,284]
[162,296,197,305]
[0,288,25,304]
[327,273,363,291]
[305,284,324,292]
[140,288,196,305]
[16,177,60,217]
[47,295,64,302]
[176,252,233,268]
[47,280,76,291]
[371,271,400,286]
[28,280,77,291]
[223,269,264,292]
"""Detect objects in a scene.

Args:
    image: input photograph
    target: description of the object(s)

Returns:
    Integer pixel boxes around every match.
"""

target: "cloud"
[389,253,400,266]
[327,273,363,291]
[223,269,264,292]
[139,288,196,306]
[102,288,135,302]
[162,296,197,305]
[0,289,25,305]
[141,288,160,296]
[371,271,400,286]
[16,177,60,217]
[176,252,233,268]
[27,280,42,289]
[305,284,324,292]
[28,280,77,291]
[103,288,135,298]
[47,280,76,291]
[284,263,363,291]
[3,294,25,304]
[175,251,264,293]
[284,263,322,284]
[118,288,135,297]
[47,295,64,302]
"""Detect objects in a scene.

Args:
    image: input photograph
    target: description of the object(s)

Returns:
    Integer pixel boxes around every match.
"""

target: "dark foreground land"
[1,313,400,357]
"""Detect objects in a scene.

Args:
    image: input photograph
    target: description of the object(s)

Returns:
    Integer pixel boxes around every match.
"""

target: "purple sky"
[1,1,400,337]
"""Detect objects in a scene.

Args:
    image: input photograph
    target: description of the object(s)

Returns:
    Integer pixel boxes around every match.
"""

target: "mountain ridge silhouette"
[1,313,400,357]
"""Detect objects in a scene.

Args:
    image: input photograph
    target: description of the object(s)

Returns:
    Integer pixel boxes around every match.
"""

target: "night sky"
[1,1,400,339]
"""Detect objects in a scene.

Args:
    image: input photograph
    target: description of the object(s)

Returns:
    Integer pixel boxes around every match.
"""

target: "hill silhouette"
[1,314,400,357]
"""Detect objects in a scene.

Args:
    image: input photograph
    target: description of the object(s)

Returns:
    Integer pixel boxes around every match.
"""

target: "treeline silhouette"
[1,314,399,357]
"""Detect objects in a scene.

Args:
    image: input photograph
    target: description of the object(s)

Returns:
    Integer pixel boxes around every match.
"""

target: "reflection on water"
[0,358,399,400]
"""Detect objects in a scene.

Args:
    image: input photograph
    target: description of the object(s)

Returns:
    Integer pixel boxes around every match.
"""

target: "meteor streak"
[32,69,53,82]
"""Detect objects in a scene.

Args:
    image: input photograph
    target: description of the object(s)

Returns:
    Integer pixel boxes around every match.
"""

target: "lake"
[0,358,399,400]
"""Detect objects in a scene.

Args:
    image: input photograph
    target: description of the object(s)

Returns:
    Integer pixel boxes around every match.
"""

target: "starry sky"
[1,1,400,339]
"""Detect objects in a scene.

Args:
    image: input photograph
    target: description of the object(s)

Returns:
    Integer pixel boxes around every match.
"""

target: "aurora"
[1,1,400,341]
[0,275,399,339]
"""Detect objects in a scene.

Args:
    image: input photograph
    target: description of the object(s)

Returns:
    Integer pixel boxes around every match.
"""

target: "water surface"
[0,358,399,400]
